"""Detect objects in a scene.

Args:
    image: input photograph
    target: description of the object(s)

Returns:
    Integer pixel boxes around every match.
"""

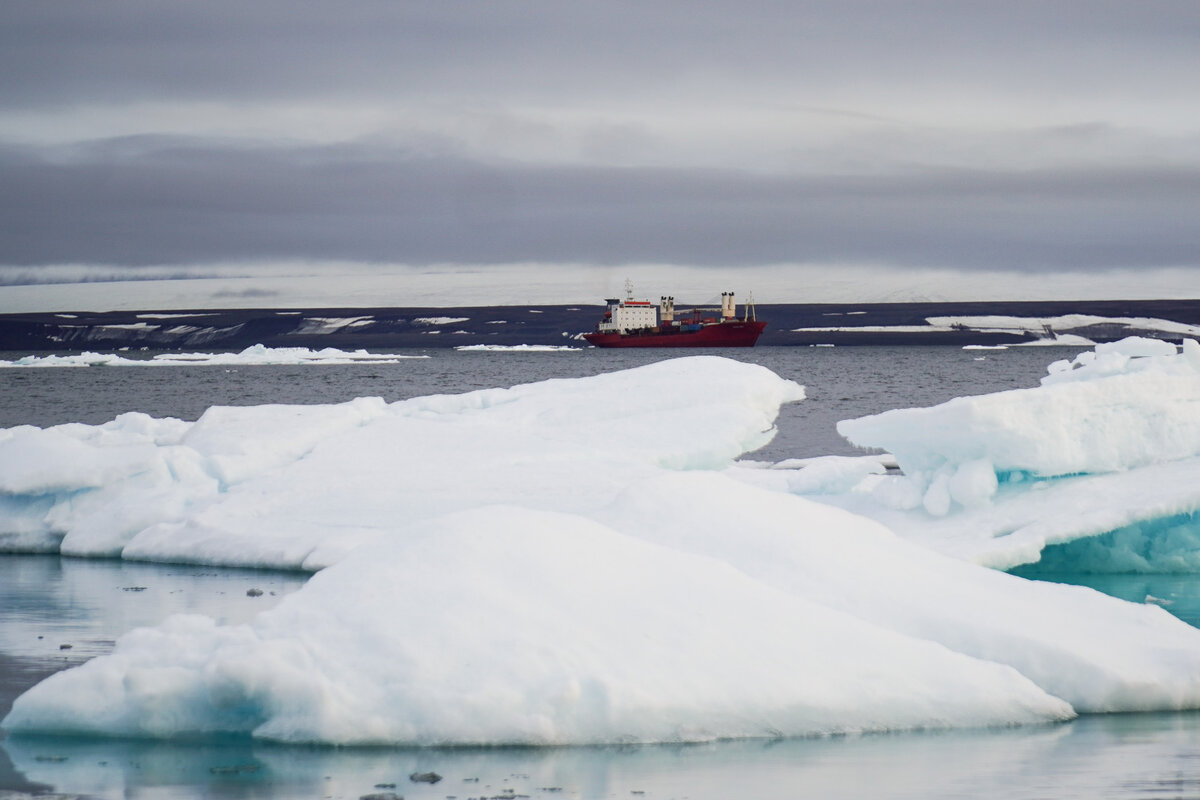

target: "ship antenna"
[746,290,756,321]
[624,278,634,302]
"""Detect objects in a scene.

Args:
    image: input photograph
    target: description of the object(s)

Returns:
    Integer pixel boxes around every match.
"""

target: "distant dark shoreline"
[2,298,1199,352]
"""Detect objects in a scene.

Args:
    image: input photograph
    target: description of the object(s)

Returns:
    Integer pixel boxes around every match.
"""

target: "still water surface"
[3,345,1199,799]
[0,345,1062,459]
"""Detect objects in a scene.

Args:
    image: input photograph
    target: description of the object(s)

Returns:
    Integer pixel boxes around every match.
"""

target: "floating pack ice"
[0,344,422,367]
[0,357,801,566]
[5,354,1200,745]
[765,338,1200,570]
[454,344,581,352]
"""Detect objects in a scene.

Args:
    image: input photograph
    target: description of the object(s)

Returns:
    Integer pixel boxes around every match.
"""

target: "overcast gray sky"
[2,1,1199,306]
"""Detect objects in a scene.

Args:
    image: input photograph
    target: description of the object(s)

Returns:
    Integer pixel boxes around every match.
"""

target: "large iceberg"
[4,353,1200,745]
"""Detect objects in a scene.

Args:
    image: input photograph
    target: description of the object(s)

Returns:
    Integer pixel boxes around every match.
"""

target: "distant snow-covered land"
[413,316,470,325]
[290,316,374,334]
[4,300,1200,351]
[5,346,1200,745]
[794,313,1200,345]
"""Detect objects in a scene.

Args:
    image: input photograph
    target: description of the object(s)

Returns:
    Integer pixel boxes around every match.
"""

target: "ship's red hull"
[584,320,767,348]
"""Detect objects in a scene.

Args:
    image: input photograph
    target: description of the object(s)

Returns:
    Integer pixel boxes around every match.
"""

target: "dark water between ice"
[0,345,1064,460]
[3,344,1200,799]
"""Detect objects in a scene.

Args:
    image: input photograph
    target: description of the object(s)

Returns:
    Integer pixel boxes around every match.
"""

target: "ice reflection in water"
[2,556,1200,799]
[0,556,308,663]
[5,715,1200,800]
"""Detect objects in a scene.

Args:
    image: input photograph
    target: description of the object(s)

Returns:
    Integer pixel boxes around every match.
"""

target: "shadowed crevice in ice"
[1015,513,1200,574]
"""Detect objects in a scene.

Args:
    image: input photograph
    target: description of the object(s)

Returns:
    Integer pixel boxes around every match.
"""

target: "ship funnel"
[721,291,736,319]
[660,294,675,322]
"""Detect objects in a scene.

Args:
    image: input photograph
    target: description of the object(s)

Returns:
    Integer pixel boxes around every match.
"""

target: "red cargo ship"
[583,283,767,348]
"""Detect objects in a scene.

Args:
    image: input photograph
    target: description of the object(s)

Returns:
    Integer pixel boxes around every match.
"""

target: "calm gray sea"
[3,344,1200,800]
[0,345,1064,459]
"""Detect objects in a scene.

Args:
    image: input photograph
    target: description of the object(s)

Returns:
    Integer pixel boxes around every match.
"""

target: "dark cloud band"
[2,138,1198,271]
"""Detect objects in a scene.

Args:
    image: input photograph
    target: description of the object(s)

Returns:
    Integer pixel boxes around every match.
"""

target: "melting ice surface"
[3,351,1200,745]
[755,337,1200,571]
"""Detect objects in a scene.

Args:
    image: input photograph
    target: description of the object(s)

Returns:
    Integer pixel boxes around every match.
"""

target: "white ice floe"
[794,324,950,334]
[0,357,799,566]
[1,503,1080,744]
[6,354,1200,744]
[0,344,424,367]
[454,344,581,352]
[838,338,1200,479]
[750,337,1200,570]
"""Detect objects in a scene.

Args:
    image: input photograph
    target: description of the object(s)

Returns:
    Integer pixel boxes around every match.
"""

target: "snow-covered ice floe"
[0,344,426,367]
[4,354,1200,745]
[455,344,581,352]
[745,337,1200,572]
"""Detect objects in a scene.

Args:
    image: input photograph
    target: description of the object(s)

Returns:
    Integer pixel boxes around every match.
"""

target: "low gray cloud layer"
[1,1,1199,287]
[4,138,1197,270]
